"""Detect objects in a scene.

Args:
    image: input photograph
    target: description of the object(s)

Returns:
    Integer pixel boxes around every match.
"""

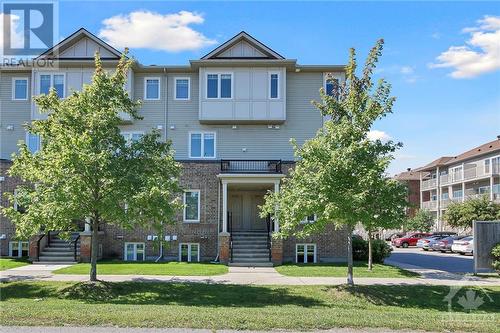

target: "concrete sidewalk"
[2,265,500,286]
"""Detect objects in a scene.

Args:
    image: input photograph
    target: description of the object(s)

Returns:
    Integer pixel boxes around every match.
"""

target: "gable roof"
[36,28,122,60]
[201,31,285,60]
[394,170,421,181]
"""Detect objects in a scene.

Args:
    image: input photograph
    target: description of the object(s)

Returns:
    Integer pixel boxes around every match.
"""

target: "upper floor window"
[206,73,232,99]
[175,77,190,100]
[26,133,41,153]
[189,132,215,158]
[324,73,341,98]
[12,78,28,100]
[40,73,65,98]
[485,159,490,173]
[301,214,317,224]
[269,72,279,99]
[122,132,144,145]
[144,77,160,100]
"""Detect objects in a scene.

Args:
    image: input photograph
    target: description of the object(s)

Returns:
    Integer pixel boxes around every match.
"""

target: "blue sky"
[57,1,500,174]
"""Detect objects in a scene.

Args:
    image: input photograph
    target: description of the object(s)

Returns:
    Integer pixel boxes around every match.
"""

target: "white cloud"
[0,13,24,55]
[98,10,217,52]
[429,15,500,78]
[367,130,391,142]
[400,66,414,74]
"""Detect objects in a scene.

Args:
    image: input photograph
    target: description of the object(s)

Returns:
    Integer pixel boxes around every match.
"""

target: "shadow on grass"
[327,284,500,313]
[0,281,325,308]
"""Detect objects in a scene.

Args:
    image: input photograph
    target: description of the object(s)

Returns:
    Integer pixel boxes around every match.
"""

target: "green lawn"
[53,261,228,276]
[1,281,498,332]
[0,258,30,271]
[275,261,420,278]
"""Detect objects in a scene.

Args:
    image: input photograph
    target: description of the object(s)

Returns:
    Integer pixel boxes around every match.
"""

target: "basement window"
[179,243,199,262]
[124,242,145,261]
[296,244,316,263]
[9,241,29,257]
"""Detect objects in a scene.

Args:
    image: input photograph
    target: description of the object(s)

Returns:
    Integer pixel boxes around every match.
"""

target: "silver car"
[417,235,445,251]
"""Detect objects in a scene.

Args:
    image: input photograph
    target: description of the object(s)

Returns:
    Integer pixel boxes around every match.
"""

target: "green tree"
[2,53,182,281]
[443,196,500,231]
[405,209,435,232]
[261,40,400,285]
[362,177,408,270]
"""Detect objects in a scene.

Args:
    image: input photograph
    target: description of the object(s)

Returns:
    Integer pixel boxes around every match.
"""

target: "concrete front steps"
[36,233,80,264]
[229,230,272,267]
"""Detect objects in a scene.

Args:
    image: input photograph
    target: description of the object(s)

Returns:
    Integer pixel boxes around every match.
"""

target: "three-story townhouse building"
[0,28,348,265]
[418,137,500,231]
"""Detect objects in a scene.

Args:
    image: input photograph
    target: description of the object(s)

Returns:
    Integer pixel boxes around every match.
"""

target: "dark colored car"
[431,235,470,253]
[392,232,432,248]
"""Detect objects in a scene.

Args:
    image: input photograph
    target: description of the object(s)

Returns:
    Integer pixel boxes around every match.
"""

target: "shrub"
[352,237,392,263]
[491,243,500,274]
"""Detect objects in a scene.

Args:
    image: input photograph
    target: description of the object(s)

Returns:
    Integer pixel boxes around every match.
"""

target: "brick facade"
[1,159,347,264]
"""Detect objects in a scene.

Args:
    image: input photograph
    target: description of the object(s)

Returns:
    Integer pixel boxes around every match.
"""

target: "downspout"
[155,221,164,262]
[212,178,221,262]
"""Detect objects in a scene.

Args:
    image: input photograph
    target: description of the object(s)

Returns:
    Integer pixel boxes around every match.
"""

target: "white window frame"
[183,190,201,223]
[174,77,191,100]
[450,166,463,181]
[178,243,200,262]
[124,242,145,261]
[301,214,317,224]
[268,71,280,99]
[25,132,41,153]
[9,240,29,257]
[205,72,233,99]
[323,72,342,96]
[453,189,463,198]
[296,243,317,263]
[144,77,161,100]
[12,77,29,100]
[38,72,66,98]
[188,131,216,159]
[121,131,144,145]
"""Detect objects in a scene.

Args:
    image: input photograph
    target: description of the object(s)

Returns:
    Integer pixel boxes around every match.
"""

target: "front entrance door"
[229,190,267,231]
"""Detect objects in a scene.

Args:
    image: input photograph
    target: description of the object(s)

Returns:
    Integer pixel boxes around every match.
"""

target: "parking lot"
[388,247,474,273]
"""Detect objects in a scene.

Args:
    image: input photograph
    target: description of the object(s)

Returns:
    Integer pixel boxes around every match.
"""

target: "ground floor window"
[296,244,316,263]
[124,242,145,261]
[179,243,199,262]
[9,241,29,257]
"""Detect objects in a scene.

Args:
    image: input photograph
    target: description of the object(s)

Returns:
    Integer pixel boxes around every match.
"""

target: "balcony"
[422,200,437,210]
[422,178,437,190]
[220,160,282,174]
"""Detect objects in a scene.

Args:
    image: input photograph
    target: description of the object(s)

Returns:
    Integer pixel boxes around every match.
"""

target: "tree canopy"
[405,209,435,232]
[443,196,500,230]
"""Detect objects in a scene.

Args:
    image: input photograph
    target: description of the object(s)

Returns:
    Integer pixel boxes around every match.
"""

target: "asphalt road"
[388,247,474,273]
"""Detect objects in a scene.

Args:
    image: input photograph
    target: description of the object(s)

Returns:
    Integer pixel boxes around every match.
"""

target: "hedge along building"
[0,28,348,266]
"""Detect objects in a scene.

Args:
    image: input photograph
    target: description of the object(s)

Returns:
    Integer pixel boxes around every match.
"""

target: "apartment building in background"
[418,137,500,231]
[0,29,348,265]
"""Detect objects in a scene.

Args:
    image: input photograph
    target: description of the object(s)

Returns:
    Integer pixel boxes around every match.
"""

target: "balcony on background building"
[422,178,437,190]
[220,160,282,174]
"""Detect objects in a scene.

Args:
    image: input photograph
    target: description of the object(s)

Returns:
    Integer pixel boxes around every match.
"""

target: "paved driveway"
[388,247,473,273]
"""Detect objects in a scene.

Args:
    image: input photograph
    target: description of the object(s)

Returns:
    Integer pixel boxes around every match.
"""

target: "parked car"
[431,231,457,237]
[385,232,405,242]
[431,235,470,253]
[451,236,474,255]
[417,235,446,251]
[392,232,432,248]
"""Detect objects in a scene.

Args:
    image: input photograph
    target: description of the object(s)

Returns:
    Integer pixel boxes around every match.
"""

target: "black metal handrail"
[228,211,233,263]
[36,233,46,261]
[221,160,282,174]
[72,234,81,262]
[266,214,272,261]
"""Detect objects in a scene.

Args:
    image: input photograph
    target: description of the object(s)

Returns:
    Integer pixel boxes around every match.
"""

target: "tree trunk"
[346,226,354,286]
[90,219,99,281]
[368,229,373,271]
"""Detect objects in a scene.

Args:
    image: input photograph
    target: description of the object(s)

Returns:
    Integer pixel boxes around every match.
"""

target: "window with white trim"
[124,242,145,261]
[144,77,160,100]
[179,243,200,262]
[121,132,144,145]
[175,77,190,100]
[485,159,490,174]
[324,73,340,97]
[184,190,200,222]
[189,132,215,158]
[296,244,316,263]
[39,73,65,98]
[9,241,29,257]
[26,133,41,153]
[269,72,279,99]
[301,214,317,224]
[206,73,232,99]
[12,78,28,100]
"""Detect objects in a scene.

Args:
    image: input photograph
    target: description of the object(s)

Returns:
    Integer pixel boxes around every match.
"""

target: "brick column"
[219,232,230,264]
[271,236,283,265]
[28,234,44,261]
[79,232,92,263]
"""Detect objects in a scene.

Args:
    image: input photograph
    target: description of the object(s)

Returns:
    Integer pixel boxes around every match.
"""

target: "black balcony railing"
[220,160,282,174]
